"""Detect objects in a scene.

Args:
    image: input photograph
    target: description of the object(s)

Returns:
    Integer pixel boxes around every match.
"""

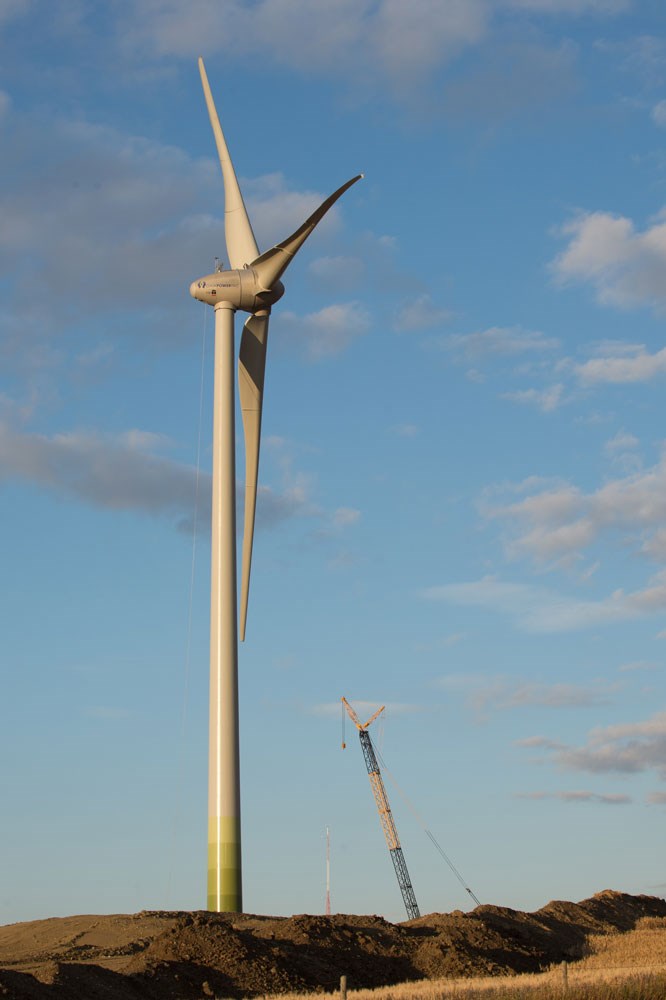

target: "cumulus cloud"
[0,423,199,517]
[552,208,666,312]
[242,172,344,252]
[0,422,343,535]
[575,344,666,384]
[423,572,666,632]
[535,712,666,780]
[0,118,219,322]
[276,303,370,360]
[123,0,489,95]
[482,454,666,566]
[0,114,359,364]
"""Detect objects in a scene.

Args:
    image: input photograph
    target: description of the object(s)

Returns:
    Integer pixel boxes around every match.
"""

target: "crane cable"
[371,736,481,907]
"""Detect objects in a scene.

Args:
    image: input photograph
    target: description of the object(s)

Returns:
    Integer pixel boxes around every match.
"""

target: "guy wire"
[372,738,481,907]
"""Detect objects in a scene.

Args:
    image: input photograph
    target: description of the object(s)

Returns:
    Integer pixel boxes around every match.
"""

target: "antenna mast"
[341,697,420,920]
[325,826,331,916]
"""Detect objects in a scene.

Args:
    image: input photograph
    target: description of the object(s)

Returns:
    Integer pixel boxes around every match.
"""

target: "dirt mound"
[0,890,663,999]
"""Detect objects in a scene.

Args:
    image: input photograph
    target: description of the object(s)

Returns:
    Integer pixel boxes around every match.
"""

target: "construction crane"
[341,696,420,920]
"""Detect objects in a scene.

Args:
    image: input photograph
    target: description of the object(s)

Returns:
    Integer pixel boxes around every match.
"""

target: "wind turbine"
[189,58,362,913]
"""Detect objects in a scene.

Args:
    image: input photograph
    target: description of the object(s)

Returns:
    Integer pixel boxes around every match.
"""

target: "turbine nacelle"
[189,268,284,312]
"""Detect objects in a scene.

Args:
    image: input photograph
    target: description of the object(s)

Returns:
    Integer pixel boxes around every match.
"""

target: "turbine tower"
[190,58,362,913]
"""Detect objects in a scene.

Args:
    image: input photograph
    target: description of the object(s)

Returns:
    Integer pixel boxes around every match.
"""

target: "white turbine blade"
[251,174,363,291]
[238,310,270,641]
[198,57,259,269]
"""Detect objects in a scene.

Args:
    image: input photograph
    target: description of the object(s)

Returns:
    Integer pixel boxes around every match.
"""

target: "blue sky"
[2,0,666,926]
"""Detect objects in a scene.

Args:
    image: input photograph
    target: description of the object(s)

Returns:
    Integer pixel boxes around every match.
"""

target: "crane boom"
[342,698,420,921]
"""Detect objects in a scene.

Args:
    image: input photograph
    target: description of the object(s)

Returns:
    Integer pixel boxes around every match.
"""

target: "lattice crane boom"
[342,697,420,921]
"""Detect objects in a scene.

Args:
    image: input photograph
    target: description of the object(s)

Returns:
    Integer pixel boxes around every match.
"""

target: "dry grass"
[576,917,666,970]
[261,917,666,1000]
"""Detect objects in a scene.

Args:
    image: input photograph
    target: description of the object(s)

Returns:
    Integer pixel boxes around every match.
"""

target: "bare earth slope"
[0,890,664,999]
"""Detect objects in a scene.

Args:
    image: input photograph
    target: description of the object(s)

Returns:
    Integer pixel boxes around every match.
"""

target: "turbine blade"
[238,310,270,641]
[251,174,363,290]
[198,57,260,269]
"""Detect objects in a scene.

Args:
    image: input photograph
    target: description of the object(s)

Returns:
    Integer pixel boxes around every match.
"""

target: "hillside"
[0,890,664,999]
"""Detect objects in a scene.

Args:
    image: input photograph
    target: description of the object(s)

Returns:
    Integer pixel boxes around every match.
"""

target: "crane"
[341,696,420,920]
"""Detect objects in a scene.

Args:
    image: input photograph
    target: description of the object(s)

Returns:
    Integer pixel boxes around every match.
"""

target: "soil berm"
[0,889,664,999]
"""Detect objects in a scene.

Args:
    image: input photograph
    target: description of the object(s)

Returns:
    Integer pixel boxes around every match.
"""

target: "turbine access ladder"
[341,696,420,920]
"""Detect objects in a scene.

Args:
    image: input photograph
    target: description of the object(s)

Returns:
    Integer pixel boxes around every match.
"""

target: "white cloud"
[441,326,559,359]
[331,507,361,528]
[544,712,666,780]
[0,422,342,536]
[0,423,199,517]
[576,345,666,384]
[0,0,30,27]
[502,383,565,412]
[0,117,220,335]
[277,303,370,360]
[651,100,666,128]
[393,294,452,333]
[243,172,344,252]
[595,35,666,90]
[514,790,631,804]
[605,430,639,454]
[618,660,658,673]
[0,115,359,366]
[124,0,489,95]
[0,90,10,118]
[507,0,628,11]
[465,676,617,712]
[517,714,666,788]
[647,791,666,804]
[118,0,624,116]
[484,453,666,566]
[552,209,666,312]
[514,736,565,749]
[603,430,642,473]
[423,572,666,633]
